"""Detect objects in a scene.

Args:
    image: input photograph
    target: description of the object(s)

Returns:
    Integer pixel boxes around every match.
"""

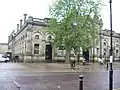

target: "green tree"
[48,0,103,62]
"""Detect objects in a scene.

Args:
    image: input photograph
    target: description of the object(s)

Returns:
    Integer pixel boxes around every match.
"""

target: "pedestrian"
[98,58,103,65]
[70,60,75,70]
[82,58,85,65]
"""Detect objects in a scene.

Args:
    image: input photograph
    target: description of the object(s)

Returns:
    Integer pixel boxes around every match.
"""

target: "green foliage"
[48,0,103,55]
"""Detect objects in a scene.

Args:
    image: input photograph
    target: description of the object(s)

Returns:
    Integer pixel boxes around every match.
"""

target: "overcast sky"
[0,0,119,43]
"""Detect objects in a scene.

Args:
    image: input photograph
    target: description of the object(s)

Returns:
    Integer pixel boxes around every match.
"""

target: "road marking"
[11,76,21,90]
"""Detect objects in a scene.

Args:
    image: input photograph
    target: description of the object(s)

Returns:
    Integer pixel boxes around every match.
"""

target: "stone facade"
[8,14,56,62]
[8,14,120,62]
[0,43,8,54]
[90,29,120,61]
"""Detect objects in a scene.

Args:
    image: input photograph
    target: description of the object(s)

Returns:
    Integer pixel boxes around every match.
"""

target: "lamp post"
[107,46,109,70]
[72,21,78,69]
[119,47,120,62]
[109,0,113,90]
[99,19,103,60]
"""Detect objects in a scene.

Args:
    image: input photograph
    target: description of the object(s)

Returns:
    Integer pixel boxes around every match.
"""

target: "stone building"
[0,43,8,54]
[8,14,120,62]
[8,14,58,62]
[90,29,120,61]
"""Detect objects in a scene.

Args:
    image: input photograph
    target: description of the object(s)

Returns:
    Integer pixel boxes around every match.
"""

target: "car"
[0,54,10,63]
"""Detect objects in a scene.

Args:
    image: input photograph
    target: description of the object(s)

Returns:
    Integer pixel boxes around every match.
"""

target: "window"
[25,44,26,52]
[35,35,39,40]
[116,44,118,47]
[104,52,106,56]
[104,48,106,52]
[97,48,99,55]
[117,40,118,43]
[26,33,27,38]
[48,36,52,40]
[116,50,118,56]
[34,44,39,54]
[104,42,106,46]
[23,35,24,40]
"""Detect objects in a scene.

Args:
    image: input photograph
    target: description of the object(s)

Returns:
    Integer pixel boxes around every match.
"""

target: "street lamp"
[109,0,113,90]
[72,21,78,32]
[119,46,120,62]
[71,21,78,69]
[99,19,103,60]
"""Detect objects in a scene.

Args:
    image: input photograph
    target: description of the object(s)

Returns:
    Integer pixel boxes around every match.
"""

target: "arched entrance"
[45,44,52,63]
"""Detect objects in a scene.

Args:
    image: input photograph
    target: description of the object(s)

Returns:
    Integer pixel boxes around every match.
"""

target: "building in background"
[0,43,8,54]
[90,29,120,61]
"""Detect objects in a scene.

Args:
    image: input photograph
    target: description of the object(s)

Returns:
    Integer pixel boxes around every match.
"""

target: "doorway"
[45,44,52,63]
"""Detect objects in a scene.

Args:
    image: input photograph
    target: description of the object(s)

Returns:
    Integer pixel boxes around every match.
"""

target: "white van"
[0,54,10,62]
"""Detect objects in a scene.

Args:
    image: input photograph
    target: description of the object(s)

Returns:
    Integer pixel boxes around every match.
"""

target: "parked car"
[0,54,10,63]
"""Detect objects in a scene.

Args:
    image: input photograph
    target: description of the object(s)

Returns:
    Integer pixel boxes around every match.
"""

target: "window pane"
[34,50,39,54]
[35,35,39,39]
[34,44,39,54]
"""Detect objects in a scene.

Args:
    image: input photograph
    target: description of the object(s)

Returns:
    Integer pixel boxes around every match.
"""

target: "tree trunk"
[65,49,70,63]
[77,52,80,62]
[93,39,95,63]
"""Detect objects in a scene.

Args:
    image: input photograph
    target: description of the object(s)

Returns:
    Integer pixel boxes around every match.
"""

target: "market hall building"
[8,14,120,63]
[8,14,59,62]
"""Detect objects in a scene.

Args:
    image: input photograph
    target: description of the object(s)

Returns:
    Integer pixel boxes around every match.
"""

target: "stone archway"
[45,34,54,63]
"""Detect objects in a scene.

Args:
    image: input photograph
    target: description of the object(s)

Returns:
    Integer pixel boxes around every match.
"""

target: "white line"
[11,76,21,89]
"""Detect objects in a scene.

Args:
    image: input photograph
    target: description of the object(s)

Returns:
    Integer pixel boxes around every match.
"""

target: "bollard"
[109,67,113,90]
[79,75,84,90]
[17,87,20,90]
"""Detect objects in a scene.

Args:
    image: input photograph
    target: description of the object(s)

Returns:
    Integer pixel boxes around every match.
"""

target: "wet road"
[0,63,120,90]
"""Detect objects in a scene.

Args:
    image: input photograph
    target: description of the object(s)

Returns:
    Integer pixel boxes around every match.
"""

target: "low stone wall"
[23,55,45,62]
[19,55,120,63]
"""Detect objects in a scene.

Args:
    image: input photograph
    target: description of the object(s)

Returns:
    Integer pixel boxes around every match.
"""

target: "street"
[0,63,120,90]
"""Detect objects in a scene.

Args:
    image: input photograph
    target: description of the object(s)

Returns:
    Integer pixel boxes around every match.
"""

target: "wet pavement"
[0,63,120,90]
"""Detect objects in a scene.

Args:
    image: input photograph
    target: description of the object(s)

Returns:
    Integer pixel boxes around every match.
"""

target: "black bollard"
[109,69,113,90]
[107,63,108,70]
[109,62,113,90]
[79,75,84,90]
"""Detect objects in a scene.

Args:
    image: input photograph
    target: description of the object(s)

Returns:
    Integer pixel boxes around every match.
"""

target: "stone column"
[17,24,19,31]
[24,13,27,24]
[20,19,23,29]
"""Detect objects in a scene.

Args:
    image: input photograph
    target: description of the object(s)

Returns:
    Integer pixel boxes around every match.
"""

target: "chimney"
[13,30,15,33]
[20,19,23,28]
[24,13,27,24]
[28,16,33,22]
[17,24,19,31]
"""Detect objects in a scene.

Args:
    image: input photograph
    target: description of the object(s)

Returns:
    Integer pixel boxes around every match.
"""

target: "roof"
[0,43,8,45]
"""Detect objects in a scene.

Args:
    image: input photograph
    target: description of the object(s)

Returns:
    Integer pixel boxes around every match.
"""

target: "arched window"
[35,35,39,40]
[26,33,27,38]
[116,49,118,56]
[104,42,106,46]
[48,36,52,40]
[116,44,118,47]
[23,35,24,40]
